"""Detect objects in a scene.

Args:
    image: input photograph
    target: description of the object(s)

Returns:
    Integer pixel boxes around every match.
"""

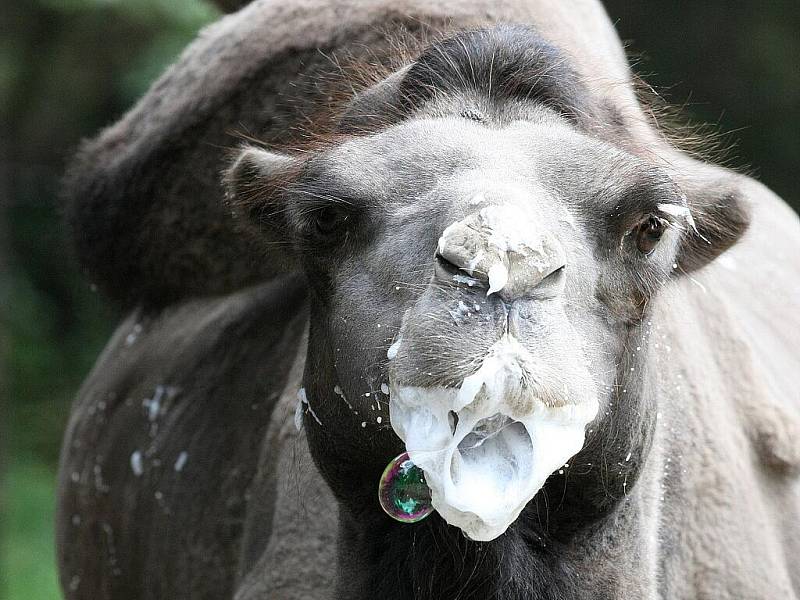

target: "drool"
[389,334,598,541]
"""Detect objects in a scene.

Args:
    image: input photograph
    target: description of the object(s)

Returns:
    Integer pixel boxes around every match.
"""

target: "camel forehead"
[312,117,645,218]
[337,116,566,157]
[321,117,621,189]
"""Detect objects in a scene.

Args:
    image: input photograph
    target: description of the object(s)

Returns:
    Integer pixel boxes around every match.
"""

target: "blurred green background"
[1,2,221,598]
[0,1,797,598]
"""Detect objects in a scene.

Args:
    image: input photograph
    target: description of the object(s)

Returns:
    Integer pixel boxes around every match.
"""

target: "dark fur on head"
[400,26,593,121]
[336,25,596,134]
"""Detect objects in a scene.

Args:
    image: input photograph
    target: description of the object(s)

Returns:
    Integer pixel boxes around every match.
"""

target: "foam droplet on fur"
[387,337,402,360]
[174,451,189,472]
[487,263,508,296]
[130,451,143,477]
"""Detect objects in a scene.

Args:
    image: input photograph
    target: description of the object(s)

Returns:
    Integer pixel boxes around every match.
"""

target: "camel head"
[225,25,747,542]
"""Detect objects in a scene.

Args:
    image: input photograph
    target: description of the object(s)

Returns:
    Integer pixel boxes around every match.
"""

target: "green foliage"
[3,1,220,462]
[2,462,62,600]
[603,0,798,208]
[1,1,220,597]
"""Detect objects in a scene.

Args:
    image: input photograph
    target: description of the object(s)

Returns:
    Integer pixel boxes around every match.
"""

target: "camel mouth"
[449,414,533,511]
[388,334,598,541]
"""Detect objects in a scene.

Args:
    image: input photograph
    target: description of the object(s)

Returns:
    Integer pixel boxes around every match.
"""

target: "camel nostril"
[436,254,486,289]
[435,253,461,275]
[539,265,566,288]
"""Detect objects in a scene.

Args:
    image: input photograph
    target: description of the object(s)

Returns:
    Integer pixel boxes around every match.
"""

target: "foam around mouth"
[450,416,533,513]
[389,334,598,541]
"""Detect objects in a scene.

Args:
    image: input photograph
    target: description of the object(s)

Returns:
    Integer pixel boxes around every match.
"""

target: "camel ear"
[223,146,301,236]
[675,177,750,273]
[337,66,412,133]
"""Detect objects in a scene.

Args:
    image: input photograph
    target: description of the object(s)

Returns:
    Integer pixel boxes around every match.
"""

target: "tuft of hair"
[397,25,592,121]
[270,23,596,155]
[623,47,752,177]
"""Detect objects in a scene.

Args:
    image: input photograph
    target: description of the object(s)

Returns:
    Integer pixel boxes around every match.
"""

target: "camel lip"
[390,383,597,540]
[387,333,599,541]
[388,332,576,410]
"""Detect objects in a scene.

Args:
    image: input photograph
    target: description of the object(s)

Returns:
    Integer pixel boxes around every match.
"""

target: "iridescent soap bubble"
[378,452,433,523]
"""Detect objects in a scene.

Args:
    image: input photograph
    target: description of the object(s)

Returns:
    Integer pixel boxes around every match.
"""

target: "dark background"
[604,0,798,204]
[1,1,797,597]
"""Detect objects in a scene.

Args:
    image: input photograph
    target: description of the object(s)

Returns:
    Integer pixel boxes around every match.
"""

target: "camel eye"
[635,215,667,255]
[315,207,347,236]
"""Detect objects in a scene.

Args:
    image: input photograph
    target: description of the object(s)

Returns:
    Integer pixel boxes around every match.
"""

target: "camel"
[57,1,800,598]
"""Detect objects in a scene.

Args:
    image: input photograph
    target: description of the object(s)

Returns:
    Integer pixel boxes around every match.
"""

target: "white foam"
[658,202,709,243]
[334,384,354,411]
[174,451,188,472]
[390,334,597,541]
[124,323,143,347]
[487,263,508,296]
[466,251,484,275]
[296,387,322,426]
[452,273,479,287]
[387,337,402,360]
[437,221,461,255]
[469,192,486,206]
[448,300,473,324]
[145,385,165,421]
[437,204,560,297]
[294,398,304,431]
[130,451,143,477]
[717,254,737,271]
[480,204,544,256]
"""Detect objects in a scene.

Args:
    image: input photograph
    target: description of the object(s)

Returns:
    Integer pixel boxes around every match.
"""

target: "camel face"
[228,101,687,538]
[223,23,749,555]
